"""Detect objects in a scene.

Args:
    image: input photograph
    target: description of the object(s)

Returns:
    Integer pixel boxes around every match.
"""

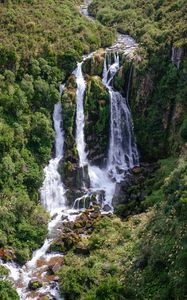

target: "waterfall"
[40,95,66,214]
[74,63,88,167]
[74,61,116,207]
[103,53,139,181]
[73,54,139,206]
[1,86,66,300]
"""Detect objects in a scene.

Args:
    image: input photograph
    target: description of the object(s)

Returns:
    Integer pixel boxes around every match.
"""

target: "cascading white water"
[74,53,139,208]
[40,98,66,214]
[74,62,116,207]
[102,53,139,182]
[74,63,88,168]
[1,86,66,300]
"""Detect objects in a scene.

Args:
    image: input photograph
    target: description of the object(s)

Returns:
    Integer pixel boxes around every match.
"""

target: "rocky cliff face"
[60,75,82,204]
[128,49,187,161]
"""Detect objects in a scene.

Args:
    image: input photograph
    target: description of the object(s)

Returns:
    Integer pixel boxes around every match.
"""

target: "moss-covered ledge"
[84,75,110,166]
[59,75,82,204]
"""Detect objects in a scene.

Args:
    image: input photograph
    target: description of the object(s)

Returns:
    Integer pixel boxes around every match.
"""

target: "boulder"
[103,204,112,212]
[28,279,43,290]
[75,244,90,255]
[132,166,142,175]
[49,232,80,253]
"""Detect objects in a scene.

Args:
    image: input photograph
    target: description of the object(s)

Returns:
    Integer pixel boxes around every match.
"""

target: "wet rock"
[171,46,183,69]
[91,204,101,212]
[103,204,112,212]
[89,211,100,220]
[81,165,90,189]
[47,263,62,276]
[61,226,72,234]
[63,221,74,230]
[51,213,58,220]
[28,279,43,290]
[108,34,138,60]
[96,190,105,204]
[50,232,80,253]
[132,166,142,174]
[61,215,69,221]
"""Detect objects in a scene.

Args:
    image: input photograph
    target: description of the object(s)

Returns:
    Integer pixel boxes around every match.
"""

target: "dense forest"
[0,0,187,299]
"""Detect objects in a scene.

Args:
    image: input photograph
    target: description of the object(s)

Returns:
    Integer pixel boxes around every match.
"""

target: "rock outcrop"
[84,75,110,165]
[59,75,83,204]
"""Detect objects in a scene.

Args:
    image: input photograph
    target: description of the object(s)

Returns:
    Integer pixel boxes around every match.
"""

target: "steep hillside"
[89,0,187,160]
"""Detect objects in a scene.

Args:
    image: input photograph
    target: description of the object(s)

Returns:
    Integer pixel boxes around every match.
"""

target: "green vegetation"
[143,156,177,208]
[0,0,114,68]
[0,281,19,300]
[0,266,9,278]
[89,0,187,50]
[59,151,187,300]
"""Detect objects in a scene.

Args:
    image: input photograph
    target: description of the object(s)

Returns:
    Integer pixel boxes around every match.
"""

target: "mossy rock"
[82,49,105,77]
[84,76,110,165]
[61,75,77,138]
[113,60,132,97]
[60,75,83,201]
[28,280,42,290]
[50,232,81,253]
